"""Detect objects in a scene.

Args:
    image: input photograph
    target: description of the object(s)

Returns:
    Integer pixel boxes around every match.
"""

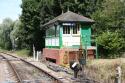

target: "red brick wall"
[43,48,60,64]
[69,51,78,61]
[43,48,95,65]
[43,48,79,64]
[87,49,95,59]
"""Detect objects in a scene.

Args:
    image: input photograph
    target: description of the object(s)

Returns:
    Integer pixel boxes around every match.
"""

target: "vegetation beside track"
[0,49,30,57]
[85,59,125,82]
[14,49,30,57]
[1,49,125,82]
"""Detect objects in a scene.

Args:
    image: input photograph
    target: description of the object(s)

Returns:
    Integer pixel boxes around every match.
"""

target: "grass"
[84,58,125,83]
[0,48,8,52]
[14,49,30,57]
[0,48,30,57]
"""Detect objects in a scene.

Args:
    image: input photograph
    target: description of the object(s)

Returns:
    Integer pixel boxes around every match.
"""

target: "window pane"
[73,26,77,34]
[72,24,80,34]
[63,23,80,34]
[63,27,65,34]
[55,26,59,37]
[68,26,70,34]
[46,26,55,37]
[65,26,68,34]
[63,26,70,34]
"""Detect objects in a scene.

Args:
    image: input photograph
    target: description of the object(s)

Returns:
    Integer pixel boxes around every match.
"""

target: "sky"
[0,0,22,23]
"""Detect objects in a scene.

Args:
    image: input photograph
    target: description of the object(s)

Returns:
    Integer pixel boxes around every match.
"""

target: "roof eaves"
[41,20,59,28]
[59,20,95,24]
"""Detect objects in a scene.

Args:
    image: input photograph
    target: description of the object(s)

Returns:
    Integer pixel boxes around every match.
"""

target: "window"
[73,26,77,34]
[73,24,80,34]
[63,26,70,34]
[63,23,80,34]
[46,25,59,37]
[55,26,59,37]
[46,26,55,37]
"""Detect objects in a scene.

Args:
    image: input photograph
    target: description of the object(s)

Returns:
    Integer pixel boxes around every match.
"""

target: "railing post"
[36,51,39,61]
[33,44,36,61]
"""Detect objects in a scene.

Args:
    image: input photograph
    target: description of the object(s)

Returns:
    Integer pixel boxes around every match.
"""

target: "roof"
[42,11,95,27]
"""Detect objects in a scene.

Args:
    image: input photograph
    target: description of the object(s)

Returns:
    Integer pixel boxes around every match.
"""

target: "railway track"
[0,52,64,83]
[0,54,22,83]
[0,52,100,83]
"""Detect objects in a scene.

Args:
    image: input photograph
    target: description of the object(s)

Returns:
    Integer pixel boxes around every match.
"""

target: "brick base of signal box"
[42,48,95,65]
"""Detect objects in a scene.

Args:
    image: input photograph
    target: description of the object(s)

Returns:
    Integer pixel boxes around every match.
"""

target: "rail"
[0,54,23,83]
[0,52,64,83]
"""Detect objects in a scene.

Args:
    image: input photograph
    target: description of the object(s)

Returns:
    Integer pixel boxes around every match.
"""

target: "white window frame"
[63,23,80,35]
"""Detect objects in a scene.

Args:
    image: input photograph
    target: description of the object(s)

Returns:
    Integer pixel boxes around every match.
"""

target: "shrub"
[96,31,125,58]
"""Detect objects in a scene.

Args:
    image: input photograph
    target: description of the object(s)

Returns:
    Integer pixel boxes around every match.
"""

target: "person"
[70,61,81,78]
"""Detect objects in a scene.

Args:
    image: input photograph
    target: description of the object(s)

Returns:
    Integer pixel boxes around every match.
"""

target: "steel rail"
[0,52,64,83]
[0,54,23,83]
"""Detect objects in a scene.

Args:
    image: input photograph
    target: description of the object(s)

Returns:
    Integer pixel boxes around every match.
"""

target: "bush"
[96,31,125,58]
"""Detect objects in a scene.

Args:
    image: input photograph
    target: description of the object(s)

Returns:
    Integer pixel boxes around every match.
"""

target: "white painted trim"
[45,37,59,46]
[62,35,80,47]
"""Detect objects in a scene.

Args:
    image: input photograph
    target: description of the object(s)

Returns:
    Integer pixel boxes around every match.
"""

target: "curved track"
[0,52,64,83]
[0,54,22,83]
[0,52,101,83]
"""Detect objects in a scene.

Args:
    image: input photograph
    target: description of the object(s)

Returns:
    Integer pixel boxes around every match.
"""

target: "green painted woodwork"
[46,25,63,48]
[80,25,93,59]
[46,36,59,38]
[64,45,80,49]
[45,25,60,48]
[45,46,60,48]
[72,45,80,48]
[59,25,63,48]
[45,23,95,51]
[81,25,91,47]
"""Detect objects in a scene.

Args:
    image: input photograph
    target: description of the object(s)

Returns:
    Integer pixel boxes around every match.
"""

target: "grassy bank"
[0,48,30,57]
[85,59,125,83]
[14,49,30,57]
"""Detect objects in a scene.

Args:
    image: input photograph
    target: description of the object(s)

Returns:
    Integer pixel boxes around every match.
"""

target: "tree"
[20,0,44,52]
[40,0,103,24]
[96,31,125,58]
[20,0,103,54]
[92,0,125,34]
[10,20,22,50]
[0,18,14,50]
[92,0,125,57]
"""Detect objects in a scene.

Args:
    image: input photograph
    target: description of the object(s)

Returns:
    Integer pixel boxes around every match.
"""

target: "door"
[81,26,91,46]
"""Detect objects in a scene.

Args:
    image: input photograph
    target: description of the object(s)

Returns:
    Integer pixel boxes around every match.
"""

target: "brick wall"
[43,48,95,65]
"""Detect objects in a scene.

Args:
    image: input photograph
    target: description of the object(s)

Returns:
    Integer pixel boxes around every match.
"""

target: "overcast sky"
[0,0,22,23]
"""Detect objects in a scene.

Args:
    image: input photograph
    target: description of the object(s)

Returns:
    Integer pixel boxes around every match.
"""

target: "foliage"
[0,19,24,51]
[92,0,125,34]
[92,0,125,57]
[20,0,102,53]
[60,0,103,17]
[0,18,14,50]
[20,0,44,52]
[10,20,23,49]
[0,0,123,58]
[40,0,103,24]
[96,31,125,58]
